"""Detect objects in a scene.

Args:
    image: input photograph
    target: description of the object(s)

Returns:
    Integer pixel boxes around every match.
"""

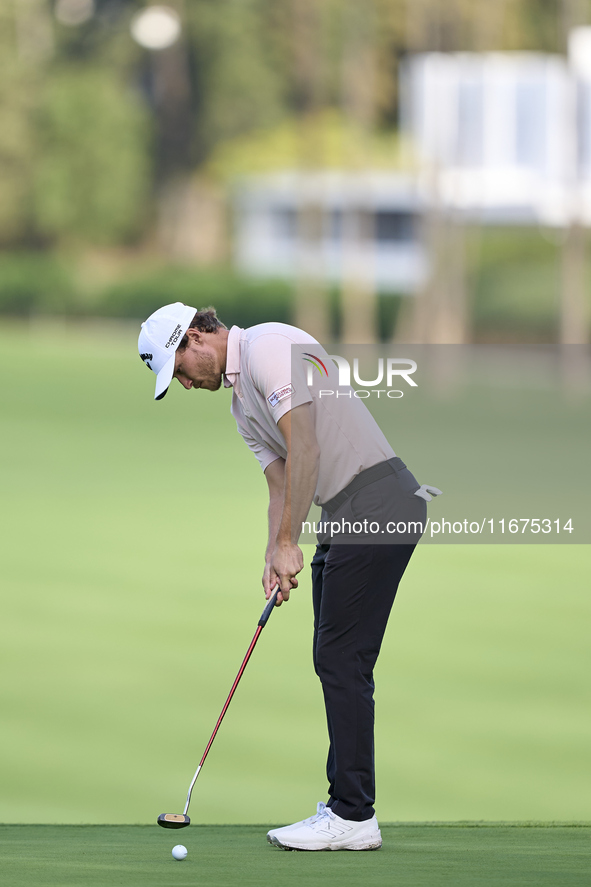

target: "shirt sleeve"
[235,421,282,473]
[247,334,313,424]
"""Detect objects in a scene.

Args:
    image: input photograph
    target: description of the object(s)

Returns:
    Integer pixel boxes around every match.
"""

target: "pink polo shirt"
[223,324,395,505]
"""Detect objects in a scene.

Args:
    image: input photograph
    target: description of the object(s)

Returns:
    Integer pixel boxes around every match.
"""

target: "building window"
[375,211,417,243]
[515,80,546,170]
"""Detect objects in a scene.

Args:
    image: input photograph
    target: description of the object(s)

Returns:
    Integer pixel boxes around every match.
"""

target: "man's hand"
[269,541,304,604]
[262,560,280,601]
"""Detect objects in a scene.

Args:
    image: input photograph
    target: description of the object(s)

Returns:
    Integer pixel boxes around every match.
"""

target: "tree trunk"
[292,0,330,342]
[396,1,470,344]
[560,0,589,345]
[339,0,378,344]
[560,222,589,343]
[157,176,227,264]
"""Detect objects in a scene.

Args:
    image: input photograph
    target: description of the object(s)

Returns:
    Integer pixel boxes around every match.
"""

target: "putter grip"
[258,589,280,627]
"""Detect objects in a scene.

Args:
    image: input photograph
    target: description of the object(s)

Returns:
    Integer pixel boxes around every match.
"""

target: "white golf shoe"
[267,802,382,851]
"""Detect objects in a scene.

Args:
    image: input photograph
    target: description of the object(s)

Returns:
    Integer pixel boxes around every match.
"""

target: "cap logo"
[140,352,153,369]
[165,324,183,348]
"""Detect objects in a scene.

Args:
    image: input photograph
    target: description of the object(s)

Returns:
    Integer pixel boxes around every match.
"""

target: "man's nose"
[177,375,192,390]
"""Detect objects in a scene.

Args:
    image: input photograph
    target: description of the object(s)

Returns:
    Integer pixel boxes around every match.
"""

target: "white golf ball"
[172,844,188,861]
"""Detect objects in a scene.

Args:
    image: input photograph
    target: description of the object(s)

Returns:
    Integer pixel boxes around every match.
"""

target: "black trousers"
[311,541,416,822]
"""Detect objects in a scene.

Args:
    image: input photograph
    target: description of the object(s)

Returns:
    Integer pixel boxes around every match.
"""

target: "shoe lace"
[304,802,336,829]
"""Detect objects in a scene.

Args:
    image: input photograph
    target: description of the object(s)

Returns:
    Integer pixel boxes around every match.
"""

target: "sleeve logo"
[267,384,294,407]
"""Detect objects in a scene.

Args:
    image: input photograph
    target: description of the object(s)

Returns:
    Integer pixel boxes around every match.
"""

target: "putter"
[157,588,281,829]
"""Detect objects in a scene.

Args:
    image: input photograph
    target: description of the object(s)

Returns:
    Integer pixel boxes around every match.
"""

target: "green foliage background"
[0,0,587,248]
[0,223,570,342]
[34,65,150,244]
[0,0,586,339]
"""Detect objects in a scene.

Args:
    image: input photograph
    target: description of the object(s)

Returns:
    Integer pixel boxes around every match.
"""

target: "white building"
[233,32,591,289]
[233,171,427,293]
[401,42,591,225]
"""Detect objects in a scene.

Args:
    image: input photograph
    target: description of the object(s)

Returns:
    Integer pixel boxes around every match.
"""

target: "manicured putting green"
[1,824,590,887]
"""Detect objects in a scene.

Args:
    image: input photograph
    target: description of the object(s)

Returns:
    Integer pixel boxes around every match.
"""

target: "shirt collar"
[223,325,242,388]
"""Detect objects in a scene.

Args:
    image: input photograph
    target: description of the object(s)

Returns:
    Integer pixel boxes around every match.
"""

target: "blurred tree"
[140,0,290,261]
[206,110,402,180]
[339,0,378,344]
[0,70,36,243]
[1,0,590,351]
[0,0,151,248]
[395,0,470,344]
[34,64,150,244]
[0,0,49,244]
[559,0,590,344]
[185,0,288,157]
[289,0,331,342]
[136,4,197,259]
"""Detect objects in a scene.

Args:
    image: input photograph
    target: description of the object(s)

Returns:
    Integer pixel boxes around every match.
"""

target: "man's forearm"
[276,445,319,546]
[264,458,286,561]
[271,404,319,602]
[266,492,284,560]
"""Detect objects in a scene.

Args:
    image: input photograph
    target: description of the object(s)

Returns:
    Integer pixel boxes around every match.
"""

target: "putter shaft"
[182,589,280,817]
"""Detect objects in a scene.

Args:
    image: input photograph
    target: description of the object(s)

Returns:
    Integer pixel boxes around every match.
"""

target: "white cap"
[138,302,197,400]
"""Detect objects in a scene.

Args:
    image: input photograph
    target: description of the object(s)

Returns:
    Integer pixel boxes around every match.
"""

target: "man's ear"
[185,328,202,345]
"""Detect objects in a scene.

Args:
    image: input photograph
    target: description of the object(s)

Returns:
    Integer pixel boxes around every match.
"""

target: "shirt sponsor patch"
[267,384,294,408]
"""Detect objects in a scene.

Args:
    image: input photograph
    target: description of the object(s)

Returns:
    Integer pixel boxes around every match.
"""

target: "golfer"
[138,302,439,850]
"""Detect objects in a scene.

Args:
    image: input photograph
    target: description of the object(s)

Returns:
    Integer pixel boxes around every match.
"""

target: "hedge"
[95,266,294,330]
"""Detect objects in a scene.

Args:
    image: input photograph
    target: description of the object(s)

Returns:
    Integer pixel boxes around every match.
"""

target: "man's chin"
[199,377,223,391]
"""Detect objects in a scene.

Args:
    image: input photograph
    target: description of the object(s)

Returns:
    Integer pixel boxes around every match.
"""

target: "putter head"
[157,813,191,829]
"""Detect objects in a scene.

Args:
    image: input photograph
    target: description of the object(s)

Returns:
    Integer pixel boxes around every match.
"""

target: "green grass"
[471,228,561,340]
[1,824,590,887]
[0,320,590,829]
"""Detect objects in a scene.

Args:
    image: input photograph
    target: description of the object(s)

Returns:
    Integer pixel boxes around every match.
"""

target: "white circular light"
[131,6,182,51]
[55,0,95,27]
